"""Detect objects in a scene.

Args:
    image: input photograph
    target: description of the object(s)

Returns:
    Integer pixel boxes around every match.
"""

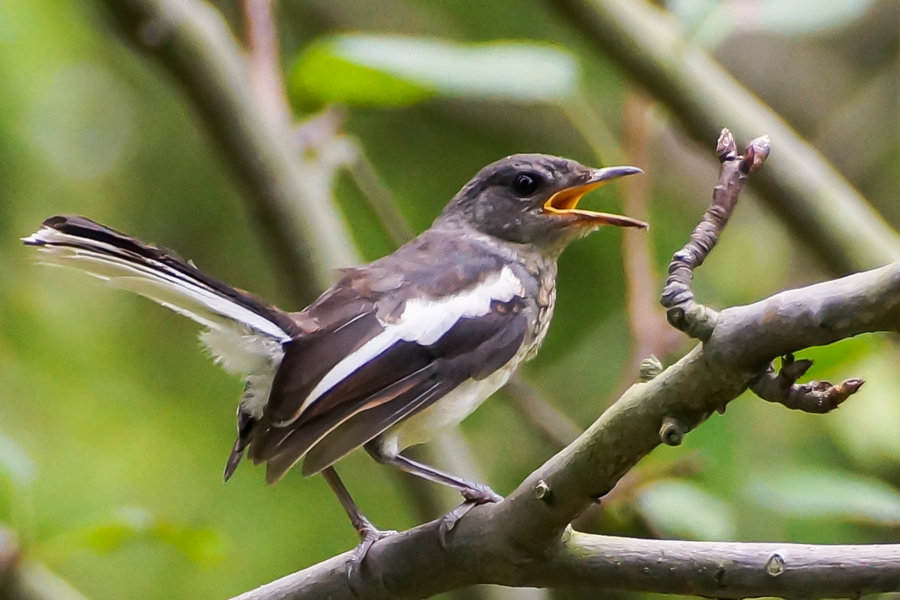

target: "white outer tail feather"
[23,226,288,398]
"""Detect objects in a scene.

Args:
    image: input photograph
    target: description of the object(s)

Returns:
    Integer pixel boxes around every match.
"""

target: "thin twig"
[243,0,291,127]
[750,354,864,413]
[502,376,582,446]
[571,452,703,533]
[660,129,769,341]
[659,130,865,410]
[345,150,416,247]
[598,452,703,507]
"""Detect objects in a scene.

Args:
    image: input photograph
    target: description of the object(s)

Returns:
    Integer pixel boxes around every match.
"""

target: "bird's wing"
[22,216,294,375]
[250,263,531,482]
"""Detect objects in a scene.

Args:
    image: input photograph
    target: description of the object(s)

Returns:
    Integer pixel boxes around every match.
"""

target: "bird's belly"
[376,366,514,457]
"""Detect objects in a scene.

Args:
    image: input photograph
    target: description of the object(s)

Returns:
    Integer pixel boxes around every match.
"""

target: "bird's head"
[439,154,647,254]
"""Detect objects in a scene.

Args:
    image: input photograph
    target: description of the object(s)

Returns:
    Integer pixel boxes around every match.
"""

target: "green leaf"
[153,520,228,565]
[636,480,737,540]
[57,507,227,566]
[746,469,900,526]
[291,41,435,109]
[290,34,579,109]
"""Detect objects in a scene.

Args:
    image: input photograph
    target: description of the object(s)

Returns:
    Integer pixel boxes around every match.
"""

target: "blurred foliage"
[635,479,737,541]
[36,506,228,564]
[669,0,879,46]
[290,35,578,108]
[0,0,898,599]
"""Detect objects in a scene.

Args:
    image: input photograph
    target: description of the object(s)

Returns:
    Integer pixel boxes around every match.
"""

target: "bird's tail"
[22,215,295,374]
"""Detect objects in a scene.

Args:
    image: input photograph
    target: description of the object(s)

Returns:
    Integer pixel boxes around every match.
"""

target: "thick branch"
[98,0,360,303]
[706,264,900,367]
[234,528,900,600]
[541,532,900,598]
[545,0,900,272]
[230,260,900,600]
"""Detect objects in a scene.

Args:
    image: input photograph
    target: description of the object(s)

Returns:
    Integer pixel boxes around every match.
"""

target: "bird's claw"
[438,501,477,547]
[438,485,503,548]
[461,483,503,504]
[346,521,396,596]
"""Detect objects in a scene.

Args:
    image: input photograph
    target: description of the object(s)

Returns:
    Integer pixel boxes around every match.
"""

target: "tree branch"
[97,0,360,303]
[89,2,900,597]
[229,259,900,598]
[618,92,683,387]
[225,120,900,597]
[230,250,900,600]
[502,377,582,447]
[234,525,900,600]
[539,533,900,598]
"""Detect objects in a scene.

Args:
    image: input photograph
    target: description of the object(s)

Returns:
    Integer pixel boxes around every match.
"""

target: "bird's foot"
[461,482,504,505]
[438,484,503,548]
[346,518,396,595]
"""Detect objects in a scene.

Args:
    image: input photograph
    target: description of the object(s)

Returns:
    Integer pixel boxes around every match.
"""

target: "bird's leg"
[364,445,503,546]
[365,445,503,502]
[320,467,393,591]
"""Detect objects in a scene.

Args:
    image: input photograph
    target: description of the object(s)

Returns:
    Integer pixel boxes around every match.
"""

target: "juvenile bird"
[23,153,645,559]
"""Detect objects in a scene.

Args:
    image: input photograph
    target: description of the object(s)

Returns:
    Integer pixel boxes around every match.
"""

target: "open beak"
[543,166,648,229]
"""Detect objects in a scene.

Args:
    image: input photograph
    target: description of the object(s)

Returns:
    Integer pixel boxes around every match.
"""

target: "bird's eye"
[512,173,541,197]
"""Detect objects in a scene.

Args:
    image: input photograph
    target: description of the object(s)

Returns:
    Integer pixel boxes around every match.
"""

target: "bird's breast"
[517,255,558,361]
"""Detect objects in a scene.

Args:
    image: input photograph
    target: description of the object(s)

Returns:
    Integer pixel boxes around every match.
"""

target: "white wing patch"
[288,266,525,422]
[392,265,524,344]
[24,226,290,387]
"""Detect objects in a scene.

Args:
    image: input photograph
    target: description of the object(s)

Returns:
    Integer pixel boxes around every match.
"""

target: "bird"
[23,153,645,562]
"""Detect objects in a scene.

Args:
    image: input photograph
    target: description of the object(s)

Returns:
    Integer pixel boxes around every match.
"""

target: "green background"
[0,0,898,599]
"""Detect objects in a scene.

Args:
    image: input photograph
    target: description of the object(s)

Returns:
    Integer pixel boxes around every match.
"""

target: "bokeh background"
[0,0,898,599]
